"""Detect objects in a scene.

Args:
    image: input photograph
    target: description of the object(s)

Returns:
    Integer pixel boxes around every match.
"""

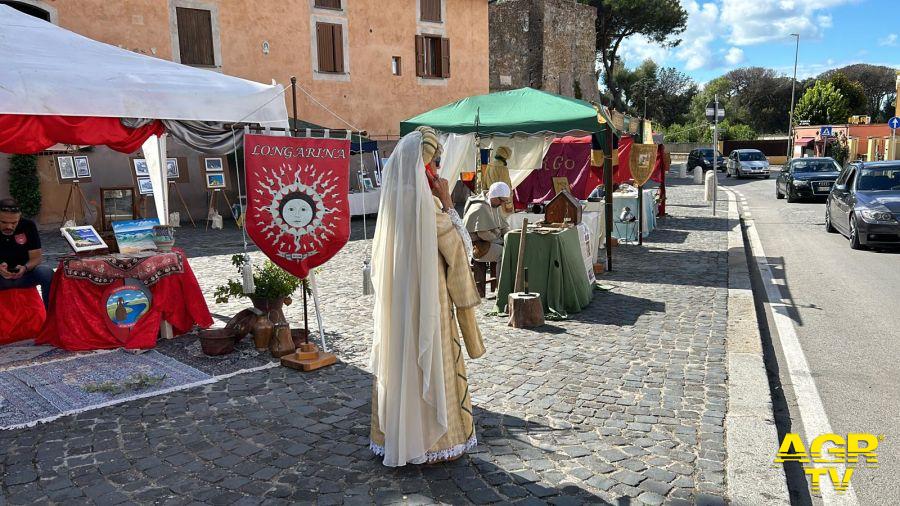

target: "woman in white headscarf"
[369,128,486,467]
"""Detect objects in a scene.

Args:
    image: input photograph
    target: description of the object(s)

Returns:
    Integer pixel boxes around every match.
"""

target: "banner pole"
[290,76,298,135]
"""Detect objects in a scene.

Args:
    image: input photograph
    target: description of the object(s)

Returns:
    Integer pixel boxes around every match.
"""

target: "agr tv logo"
[774,433,882,494]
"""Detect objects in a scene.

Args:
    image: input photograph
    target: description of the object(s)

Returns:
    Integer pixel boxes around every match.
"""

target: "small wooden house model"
[543,190,582,226]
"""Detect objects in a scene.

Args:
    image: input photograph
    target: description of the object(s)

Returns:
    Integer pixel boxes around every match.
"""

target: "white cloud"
[879,33,898,47]
[619,35,672,67]
[720,0,855,45]
[674,0,721,71]
[724,47,744,65]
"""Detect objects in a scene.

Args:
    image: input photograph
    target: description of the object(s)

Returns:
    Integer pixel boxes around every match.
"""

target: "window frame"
[415,34,450,80]
[313,0,342,11]
[315,22,344,74]
[419,0,443,23]
[169,1,221,70]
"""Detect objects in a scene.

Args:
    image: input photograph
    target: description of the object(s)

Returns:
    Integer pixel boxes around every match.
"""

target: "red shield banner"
[244,134,350,279]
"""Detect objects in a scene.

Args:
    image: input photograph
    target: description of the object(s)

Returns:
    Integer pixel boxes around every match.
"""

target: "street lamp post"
[786,34,800,161]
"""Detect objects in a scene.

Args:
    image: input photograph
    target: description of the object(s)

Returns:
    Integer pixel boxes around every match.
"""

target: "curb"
[722,188,791,505]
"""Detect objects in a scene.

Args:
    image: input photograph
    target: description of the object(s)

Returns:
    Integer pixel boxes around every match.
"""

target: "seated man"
[463,182,511,263]
[0,198,53,308]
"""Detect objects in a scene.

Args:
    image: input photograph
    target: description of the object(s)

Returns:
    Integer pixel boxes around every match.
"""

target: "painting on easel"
[206,173,226,189]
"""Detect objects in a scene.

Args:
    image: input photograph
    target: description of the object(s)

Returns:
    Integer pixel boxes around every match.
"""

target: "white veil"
[370,131,447,466]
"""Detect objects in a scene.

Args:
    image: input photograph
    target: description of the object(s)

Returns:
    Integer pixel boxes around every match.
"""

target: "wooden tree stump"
[508,292,544,328]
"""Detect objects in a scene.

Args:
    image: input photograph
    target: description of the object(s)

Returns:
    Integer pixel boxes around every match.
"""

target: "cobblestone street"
[1,182,731,505]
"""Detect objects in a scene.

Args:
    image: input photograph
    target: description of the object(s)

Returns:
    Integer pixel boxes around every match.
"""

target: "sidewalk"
[3,182,734,505]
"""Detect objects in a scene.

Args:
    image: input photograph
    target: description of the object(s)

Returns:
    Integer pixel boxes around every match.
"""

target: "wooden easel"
[168,181,196,228]
[60,180,92,227]
[206,189,233,230]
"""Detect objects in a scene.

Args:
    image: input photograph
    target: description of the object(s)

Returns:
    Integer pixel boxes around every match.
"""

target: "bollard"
[693,166,704,184]
[679,164,687,178]
[704,170,716,201]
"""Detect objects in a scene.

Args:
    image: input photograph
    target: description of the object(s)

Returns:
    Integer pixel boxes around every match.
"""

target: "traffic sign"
[820,126,833,137]
[705,102,725,121]
[799,119,811,126]
[889,117,900,130]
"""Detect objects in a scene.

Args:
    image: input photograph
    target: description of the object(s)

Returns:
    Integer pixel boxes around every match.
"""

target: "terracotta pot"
[199,328,236,356]
[252,314,274,351]
[269,323,295,358]
[251,297,287,324]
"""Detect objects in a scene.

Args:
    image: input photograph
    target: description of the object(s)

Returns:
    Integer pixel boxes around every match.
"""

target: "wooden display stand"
[169,181,196,228]
[507,218,545,329]
[59,180,92,227]
[279,279,336,372]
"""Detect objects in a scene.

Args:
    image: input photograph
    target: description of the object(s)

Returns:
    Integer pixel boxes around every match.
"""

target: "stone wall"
[489,0,599,102]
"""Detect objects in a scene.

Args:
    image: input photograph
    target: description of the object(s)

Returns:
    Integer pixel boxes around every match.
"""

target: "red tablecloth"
[0,288,46,346]
[36,250,212,351]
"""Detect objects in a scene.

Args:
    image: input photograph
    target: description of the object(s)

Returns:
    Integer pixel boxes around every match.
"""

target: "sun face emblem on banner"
[245,135,351,279]
[259,164,339,254]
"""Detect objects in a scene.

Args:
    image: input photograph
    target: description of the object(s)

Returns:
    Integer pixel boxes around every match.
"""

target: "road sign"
[889,117,900,130]
[705,102,725,121]
[820,126,833,137]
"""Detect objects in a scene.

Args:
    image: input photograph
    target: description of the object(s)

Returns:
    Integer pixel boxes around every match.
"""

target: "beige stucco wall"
[44,0,489,138]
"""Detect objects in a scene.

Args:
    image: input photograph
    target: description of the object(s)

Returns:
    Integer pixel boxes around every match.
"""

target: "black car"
[825,161,900,249]
[687,148,726,172]
[776,157,842,202]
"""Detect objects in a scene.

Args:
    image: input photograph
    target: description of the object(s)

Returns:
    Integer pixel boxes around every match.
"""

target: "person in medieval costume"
[482,146,514,214]
[463,182,510,264]
[369,127,486,467]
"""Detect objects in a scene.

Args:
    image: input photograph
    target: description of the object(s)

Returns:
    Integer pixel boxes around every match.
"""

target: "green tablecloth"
[494,227,592,317]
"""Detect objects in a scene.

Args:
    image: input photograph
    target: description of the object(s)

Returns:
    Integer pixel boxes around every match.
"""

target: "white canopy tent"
[0,5,289,223]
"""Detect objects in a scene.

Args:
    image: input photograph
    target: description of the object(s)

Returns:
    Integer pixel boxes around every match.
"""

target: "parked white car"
[726,149,771,179]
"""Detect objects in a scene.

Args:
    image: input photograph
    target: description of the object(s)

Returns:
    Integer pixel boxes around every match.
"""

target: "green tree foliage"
[617,59,698,126]
[724,67,798,134]
[8,155,41,217]
[582,0,688,110]
[794,81,850,126]
[821,64,897,121]
[825,72,867,115]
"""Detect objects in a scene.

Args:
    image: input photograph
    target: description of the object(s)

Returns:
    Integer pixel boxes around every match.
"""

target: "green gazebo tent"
[400,87,603,136]
[401,87,636,271]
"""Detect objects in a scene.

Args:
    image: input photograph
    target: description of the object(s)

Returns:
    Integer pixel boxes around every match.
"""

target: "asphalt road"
[718,168,900,505]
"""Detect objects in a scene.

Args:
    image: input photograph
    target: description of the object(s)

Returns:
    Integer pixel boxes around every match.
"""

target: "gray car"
[726,149,771,179]
[825,160,900,249]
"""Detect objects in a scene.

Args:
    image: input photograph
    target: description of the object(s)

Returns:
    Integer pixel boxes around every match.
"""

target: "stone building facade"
[488,0,598,102]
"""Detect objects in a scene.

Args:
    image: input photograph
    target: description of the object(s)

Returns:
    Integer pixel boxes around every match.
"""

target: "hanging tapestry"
[244,134,350,279]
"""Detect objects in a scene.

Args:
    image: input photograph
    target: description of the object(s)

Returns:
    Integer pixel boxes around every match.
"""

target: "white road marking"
[734,189,859,505]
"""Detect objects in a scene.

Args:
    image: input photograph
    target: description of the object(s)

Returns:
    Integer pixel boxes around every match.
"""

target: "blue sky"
[619,0,900,84]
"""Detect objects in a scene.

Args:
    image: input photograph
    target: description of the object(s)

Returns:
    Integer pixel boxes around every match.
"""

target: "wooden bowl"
[199,328,236,356]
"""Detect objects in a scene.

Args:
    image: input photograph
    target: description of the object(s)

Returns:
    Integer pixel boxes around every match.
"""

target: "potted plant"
[214,255,304,325]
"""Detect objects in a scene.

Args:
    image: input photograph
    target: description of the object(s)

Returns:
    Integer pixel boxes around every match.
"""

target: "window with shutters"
[176,7,215,67]
[415,35,450,79]
[420,0,442,23]
[314,0,342,10]
[316,22,345,73]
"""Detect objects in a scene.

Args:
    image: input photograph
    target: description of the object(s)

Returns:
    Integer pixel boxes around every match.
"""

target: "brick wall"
[489,0,598,102]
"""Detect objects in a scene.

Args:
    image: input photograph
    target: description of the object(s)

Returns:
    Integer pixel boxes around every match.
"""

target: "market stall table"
[607,189,656,242]
[507,210,603,262]
[349,189,381,216]
[36,249,213,351]
[494,227,592,318]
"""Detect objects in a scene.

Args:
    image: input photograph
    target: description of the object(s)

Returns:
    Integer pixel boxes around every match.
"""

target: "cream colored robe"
[482,160,515,214]
[370,204,485,462]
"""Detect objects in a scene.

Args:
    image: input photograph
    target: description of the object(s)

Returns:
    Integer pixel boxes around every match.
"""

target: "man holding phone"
[0,198,53,308]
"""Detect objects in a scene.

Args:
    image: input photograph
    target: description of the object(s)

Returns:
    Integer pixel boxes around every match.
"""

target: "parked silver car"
[825,161,900,249]
[726,149,770,179]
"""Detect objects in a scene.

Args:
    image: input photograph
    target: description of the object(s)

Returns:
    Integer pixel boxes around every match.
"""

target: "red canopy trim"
[0,115,165,154]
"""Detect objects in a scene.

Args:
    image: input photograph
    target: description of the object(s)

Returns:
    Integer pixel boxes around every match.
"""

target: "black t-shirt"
[0,218,41,268]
